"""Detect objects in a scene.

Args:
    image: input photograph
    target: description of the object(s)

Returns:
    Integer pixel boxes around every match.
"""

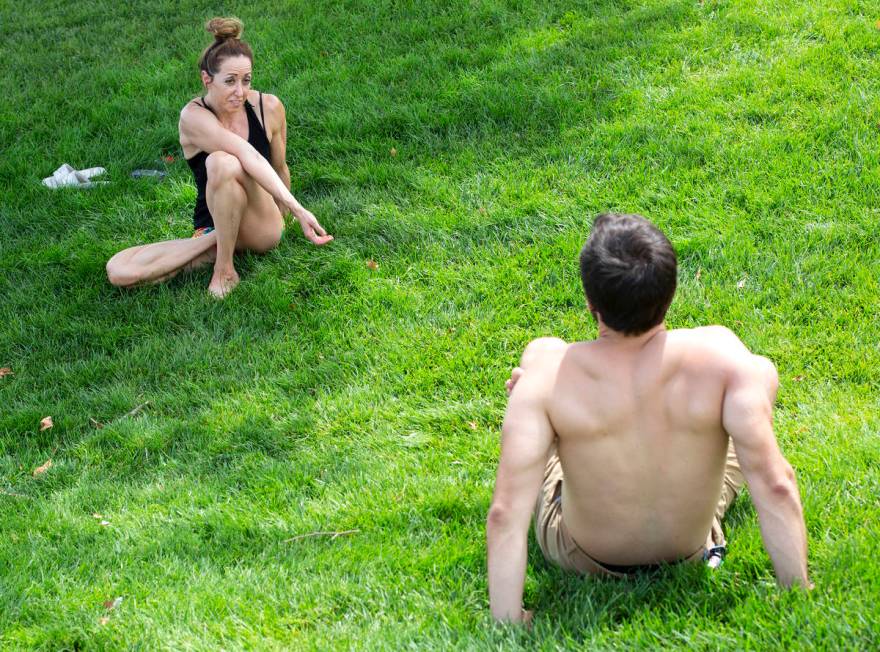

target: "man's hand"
[505,367,524,395]
[294,207,334,245]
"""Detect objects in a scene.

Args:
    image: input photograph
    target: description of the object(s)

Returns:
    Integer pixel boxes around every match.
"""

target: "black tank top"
[185,92,272,230]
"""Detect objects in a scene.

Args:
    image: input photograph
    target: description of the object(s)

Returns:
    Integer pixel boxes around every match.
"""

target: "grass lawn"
[2,0,879,648]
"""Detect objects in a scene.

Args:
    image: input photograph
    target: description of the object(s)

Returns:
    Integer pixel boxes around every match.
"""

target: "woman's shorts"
[192,226,215,238]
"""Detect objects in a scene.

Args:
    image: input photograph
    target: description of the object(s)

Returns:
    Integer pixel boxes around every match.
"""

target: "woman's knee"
[106,256,139,287]
[206,151,244,184]
[247,224,283,253]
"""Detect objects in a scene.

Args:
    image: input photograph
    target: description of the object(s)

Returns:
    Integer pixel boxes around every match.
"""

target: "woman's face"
[203,55,252,110]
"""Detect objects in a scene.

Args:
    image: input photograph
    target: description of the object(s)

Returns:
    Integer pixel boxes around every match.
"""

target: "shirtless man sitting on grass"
[487,213,810,623]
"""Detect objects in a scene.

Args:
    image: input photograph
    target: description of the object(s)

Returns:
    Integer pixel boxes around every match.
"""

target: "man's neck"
[596,321,666,346]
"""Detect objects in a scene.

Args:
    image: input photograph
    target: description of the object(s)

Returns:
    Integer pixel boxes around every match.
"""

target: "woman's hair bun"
[198,16,252,74]
[205,17,243,41]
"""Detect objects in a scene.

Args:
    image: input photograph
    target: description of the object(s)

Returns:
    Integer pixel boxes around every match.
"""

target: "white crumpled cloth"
[42,164,107,189]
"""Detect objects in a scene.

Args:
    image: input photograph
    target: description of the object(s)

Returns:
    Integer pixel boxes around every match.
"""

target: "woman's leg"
[106,232,218,287]
[204,151,283,298]
[106,152,282,295]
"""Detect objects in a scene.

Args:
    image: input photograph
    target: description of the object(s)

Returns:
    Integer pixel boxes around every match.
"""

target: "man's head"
[579,213,677,335]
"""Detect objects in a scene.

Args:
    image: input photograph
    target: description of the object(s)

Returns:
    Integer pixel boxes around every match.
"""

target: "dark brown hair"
[579,213,677,335]
[198,17,253,76]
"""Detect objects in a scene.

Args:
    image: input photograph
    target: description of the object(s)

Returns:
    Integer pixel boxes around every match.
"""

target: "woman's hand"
[294,206,333,245]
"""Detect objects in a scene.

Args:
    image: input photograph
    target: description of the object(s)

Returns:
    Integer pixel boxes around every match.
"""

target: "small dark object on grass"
[131,169,167,180]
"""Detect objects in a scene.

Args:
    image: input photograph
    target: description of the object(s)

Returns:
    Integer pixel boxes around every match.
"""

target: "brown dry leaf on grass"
[39,416,53,431]
[468,421,478,430]
[389,147,398,157]
[695,268,702,281]
[0,367,13,378]
[32,459,53,477]
[98,616,110,626]
[366,259,379,271]
[736,277,747,289]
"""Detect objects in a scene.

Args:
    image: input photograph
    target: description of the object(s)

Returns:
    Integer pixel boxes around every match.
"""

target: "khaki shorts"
[534,440,744,577]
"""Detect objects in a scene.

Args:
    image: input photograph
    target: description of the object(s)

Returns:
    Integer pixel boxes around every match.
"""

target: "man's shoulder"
[517,337,570,387]
[674,323,735,338]
[670,325,765,375]
[671,325,746,350]
[521,337,569,363]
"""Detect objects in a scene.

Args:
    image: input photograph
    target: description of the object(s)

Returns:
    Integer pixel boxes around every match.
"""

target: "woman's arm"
[179,100,331,244]
[265,94,292,198]
[265,94,295,219]
[180,102,291,206]
[262,95,330,244]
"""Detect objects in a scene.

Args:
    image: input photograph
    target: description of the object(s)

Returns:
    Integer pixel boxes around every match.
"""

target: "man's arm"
[721,356,810,588]
[487,344,557,622]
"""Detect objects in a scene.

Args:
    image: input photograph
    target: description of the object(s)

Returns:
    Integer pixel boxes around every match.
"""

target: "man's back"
[487,214,809,623]
[546,325,745,564]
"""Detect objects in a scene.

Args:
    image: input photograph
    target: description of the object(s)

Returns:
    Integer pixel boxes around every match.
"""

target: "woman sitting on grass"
[106,17,332,299]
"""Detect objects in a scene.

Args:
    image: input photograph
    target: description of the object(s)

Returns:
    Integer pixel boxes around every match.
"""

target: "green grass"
[1,0,879,648]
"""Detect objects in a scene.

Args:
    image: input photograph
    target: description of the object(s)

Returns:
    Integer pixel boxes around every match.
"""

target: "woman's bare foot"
[208,267,240,299]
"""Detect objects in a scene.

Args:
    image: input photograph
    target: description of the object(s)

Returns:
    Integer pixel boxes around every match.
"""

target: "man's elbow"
[766,462,799,501]
[487,501,526,537]
[487,503,511,531]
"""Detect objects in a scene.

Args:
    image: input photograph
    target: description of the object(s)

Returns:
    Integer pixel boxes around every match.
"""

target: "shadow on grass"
[521,497,757,637]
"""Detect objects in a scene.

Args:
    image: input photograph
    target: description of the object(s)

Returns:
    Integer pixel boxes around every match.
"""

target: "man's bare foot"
[208,268,240,299]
